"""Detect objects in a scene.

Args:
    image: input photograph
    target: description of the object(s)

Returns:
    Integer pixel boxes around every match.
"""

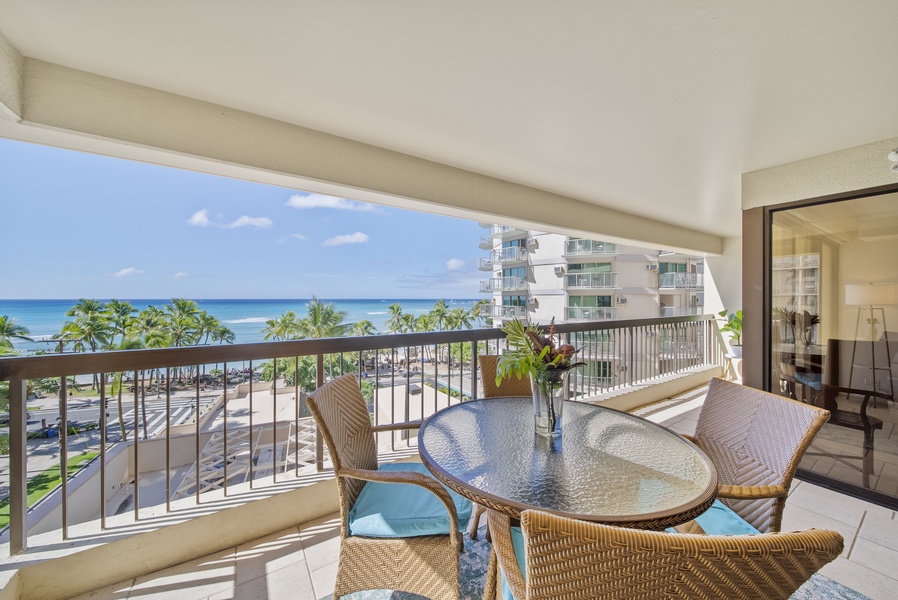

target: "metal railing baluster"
[9,379,27,553]
[60,375,68,540]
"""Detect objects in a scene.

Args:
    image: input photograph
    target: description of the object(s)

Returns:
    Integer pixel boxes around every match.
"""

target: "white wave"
[367,311,388,315]
[223,317,270,324]
[30,334,56,342]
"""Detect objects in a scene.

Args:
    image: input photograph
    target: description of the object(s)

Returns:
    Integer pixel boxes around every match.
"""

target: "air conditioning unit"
[646,264,659,271]
[527,297,538,306]
[616,297,628,304]
[527,238,538,248]
[619,365,629,372]
[553,266,565,275]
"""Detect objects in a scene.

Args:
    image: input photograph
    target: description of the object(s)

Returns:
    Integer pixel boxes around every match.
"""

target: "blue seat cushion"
[500,526,526,600]
[794,371,823,391]
[347,462,473,537]
[665,499,760,535]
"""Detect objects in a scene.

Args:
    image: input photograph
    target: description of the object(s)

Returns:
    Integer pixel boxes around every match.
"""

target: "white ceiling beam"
[6,57,723,254]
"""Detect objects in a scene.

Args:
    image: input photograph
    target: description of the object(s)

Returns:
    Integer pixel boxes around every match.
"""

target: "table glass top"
[419,397,715,522]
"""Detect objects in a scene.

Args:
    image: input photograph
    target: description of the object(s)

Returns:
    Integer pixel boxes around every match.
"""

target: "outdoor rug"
[320,525,870,600]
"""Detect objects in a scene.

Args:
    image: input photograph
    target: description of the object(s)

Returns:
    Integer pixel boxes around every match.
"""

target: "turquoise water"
[0,298,479,353]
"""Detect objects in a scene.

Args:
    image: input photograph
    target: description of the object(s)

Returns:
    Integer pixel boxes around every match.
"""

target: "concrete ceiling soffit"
[9,57,722,255]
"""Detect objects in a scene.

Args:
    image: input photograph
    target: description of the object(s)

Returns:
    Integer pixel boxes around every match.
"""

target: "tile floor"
[70,387,898,600]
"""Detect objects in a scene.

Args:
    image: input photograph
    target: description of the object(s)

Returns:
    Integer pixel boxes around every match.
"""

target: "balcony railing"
[479,247,528,270]
[564,240,618,256]
[480,276,528,293]
[479,304,528,318]
[478,234,493,250]
[565,306,618,322]
[659,272,704,289]
[489,225,525,238]
[564,272,619,289]
[0,315,721,554]
[660,306,704,317]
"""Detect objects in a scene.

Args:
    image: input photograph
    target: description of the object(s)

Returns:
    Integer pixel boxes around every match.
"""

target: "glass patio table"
[418,397,717,530]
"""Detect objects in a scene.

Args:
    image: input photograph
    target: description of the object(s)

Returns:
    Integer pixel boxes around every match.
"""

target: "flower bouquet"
[497,318,585,436]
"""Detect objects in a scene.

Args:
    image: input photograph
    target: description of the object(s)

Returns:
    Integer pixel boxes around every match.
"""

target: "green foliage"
[0,451,99,528]
[717,309,743,345]
[496,319,584,384]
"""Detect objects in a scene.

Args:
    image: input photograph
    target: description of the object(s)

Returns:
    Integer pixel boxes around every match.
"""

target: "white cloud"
[174,272,189,278]
[187,209,211,227]
[188,209,272,229]
[287,193,379,212]
[323,232,369,247]
[114,267,144,278]
[278,233,309,243]
[226,215,273,229]
[446,258,465,271]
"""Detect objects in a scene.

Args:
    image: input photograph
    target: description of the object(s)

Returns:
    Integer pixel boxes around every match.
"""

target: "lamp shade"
[845,283,898,306]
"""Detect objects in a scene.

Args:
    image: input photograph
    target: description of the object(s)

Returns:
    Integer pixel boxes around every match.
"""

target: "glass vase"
[530,370,570,437]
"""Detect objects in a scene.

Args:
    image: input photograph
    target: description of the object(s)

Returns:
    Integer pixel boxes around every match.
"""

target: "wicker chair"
[307,374,470,599]
[485,509,843,600]
[480,354,533,398]
[467,355,533,540]
[679,377,830,534]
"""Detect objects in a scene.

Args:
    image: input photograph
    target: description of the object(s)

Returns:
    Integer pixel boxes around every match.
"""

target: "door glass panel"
[770,193,898,497]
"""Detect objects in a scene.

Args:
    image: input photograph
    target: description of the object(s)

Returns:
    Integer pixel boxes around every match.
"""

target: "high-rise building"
[478,224,704,326]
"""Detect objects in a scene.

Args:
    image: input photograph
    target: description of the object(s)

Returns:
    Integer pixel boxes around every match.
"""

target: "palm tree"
[414,313,436,333]
[62,300,111,389]
[351,319,377,337]
[446,307,474,331]
[471,299,492,328]
[64,299,110,352]
[430,299,450,331]
[386,303,405,334]
[263,310,300,341]
[297,297,349,380]
[211,324,235,345]
[297,297,349,339]
[0,315,33,354]
[105,300,136,348]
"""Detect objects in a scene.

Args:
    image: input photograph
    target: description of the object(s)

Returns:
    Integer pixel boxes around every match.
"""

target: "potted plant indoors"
[496,318,585,436]
[718,309,743,357]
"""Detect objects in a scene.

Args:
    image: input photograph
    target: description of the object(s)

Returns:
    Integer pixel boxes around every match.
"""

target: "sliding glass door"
[770,193,898,503]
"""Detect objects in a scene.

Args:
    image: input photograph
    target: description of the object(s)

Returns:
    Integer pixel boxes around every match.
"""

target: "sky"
[1,138,488,299]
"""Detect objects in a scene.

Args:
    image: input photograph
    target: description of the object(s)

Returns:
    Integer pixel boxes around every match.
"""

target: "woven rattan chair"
[480,354,533,398]
[307,374,469,599]
[679,377,830,534]
[467,355,534,540]
[485,509,842,600]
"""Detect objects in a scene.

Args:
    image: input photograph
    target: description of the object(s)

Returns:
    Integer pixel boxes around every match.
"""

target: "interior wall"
[842,237,898,341]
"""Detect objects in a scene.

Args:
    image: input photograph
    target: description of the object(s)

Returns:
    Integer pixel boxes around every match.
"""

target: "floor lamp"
[845,283,897,398]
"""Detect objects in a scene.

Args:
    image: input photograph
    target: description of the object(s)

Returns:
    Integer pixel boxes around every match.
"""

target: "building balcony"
[2,316,878,599]
[659,272,704,289]
[564,240,619,257]
[564,272,619,289]
[479,247,528,270]
[478,233,493,250]
[479,304,527,318]
[660,306,704,317]
[488,224,526,239]
[565,306,618,322]
[479,276,528,293]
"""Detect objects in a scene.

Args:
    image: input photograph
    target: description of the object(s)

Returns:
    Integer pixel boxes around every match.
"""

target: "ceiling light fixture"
[889,148,898,172]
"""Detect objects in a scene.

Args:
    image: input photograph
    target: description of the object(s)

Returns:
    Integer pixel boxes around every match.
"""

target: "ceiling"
[1,1,897,238]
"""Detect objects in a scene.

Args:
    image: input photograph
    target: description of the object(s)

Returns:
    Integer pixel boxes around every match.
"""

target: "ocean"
[0,298,480,353]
